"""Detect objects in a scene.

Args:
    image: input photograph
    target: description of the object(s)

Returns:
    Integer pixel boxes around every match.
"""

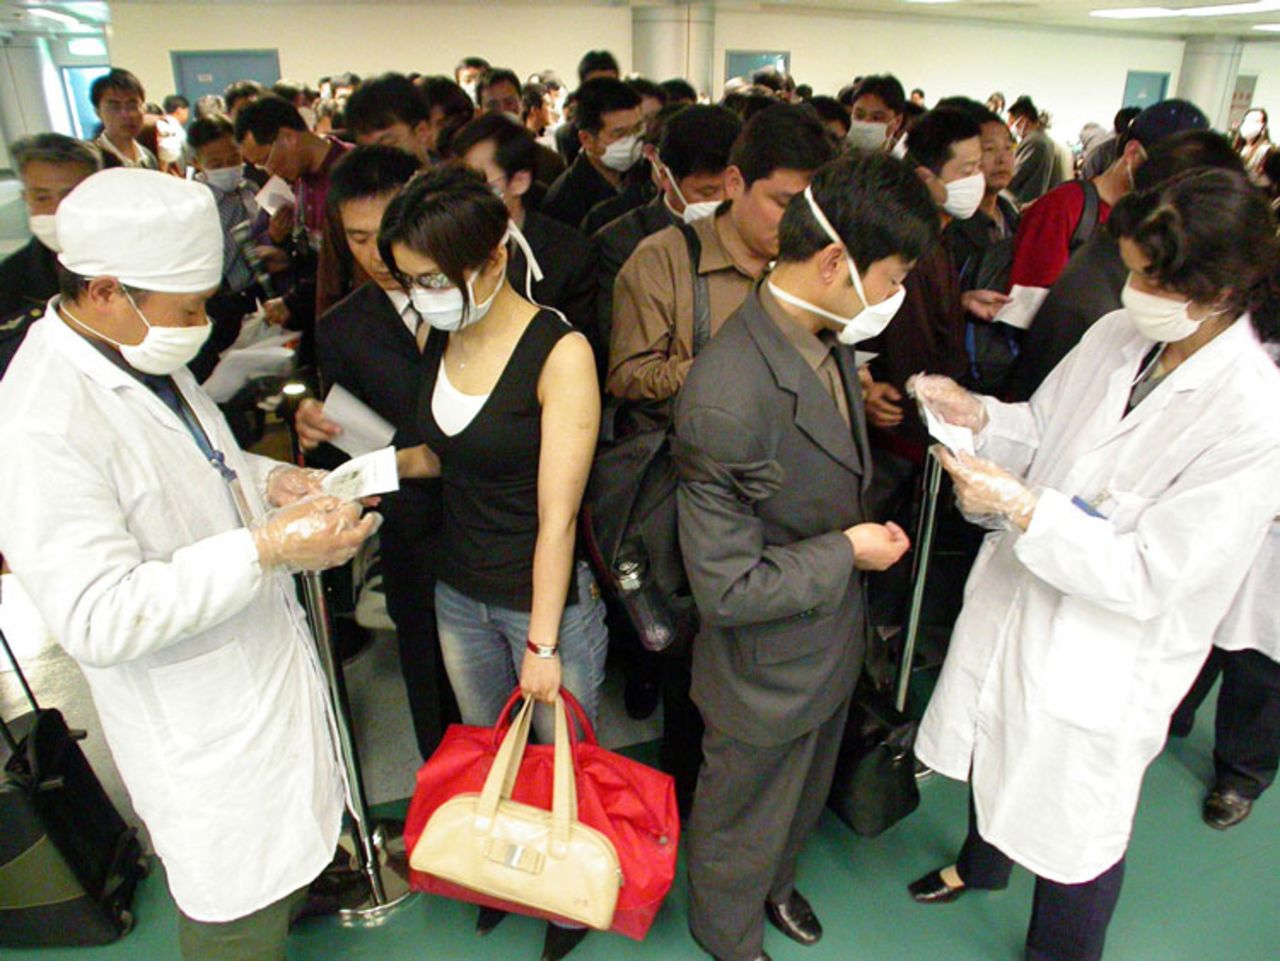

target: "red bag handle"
[489,687,600,749]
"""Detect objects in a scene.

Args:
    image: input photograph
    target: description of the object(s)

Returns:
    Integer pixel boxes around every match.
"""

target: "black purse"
[827,677,920,837]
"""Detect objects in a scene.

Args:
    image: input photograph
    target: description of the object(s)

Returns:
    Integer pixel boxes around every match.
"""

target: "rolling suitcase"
[0,624,147,947]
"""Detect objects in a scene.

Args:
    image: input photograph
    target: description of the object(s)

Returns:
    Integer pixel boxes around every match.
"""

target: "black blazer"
[675,283,873,746]
[315,282,442,623]
[509,210,599,366]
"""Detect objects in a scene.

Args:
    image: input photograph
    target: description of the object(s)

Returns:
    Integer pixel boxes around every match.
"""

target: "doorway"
[1122,71,1169,110]
[171,50,281,105]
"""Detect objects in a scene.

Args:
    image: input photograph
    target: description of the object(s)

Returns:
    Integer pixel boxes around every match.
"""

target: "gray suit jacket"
[674,283,873,747]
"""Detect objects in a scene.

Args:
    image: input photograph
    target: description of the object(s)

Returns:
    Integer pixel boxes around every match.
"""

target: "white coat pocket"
[149,643,256,750]
[1037,596,1142,735]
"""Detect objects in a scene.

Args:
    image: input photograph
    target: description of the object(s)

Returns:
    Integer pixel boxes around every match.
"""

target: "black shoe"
[689,926,771,961]
[476,906,508,935]
[1203,788,1253,830]
[908,868,966,904]
[764,890,822,946]
[624,674,661,720]
[541,922,589,961]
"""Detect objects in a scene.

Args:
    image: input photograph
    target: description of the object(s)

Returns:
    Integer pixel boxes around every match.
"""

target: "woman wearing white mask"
[383,166,607,959]
[905,169,1280,961]
[1238,107,1272,184]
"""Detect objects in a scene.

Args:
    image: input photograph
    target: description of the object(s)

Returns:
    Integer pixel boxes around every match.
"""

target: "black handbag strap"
[1070,180,1101,253]
[676,221,712,355]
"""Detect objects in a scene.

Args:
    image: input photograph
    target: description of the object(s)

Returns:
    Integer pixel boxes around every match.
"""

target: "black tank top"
[417,309,578,611]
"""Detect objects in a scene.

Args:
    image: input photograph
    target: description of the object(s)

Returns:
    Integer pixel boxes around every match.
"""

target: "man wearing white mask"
[674,152,937,961]
[0,168,377,961]
[846,74,907,153]
[0,134,99,373]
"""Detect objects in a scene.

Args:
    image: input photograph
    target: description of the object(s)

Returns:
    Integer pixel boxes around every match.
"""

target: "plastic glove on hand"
[906,373,988,432]
[265,465,328,507]
[937,448,1038,530]
[252,495,379,572]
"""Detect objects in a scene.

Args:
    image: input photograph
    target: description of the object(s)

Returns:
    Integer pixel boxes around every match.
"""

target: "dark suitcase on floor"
[0,625,147,947]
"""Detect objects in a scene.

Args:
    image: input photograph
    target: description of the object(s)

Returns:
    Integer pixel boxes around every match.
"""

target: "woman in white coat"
[904,168,1280,961]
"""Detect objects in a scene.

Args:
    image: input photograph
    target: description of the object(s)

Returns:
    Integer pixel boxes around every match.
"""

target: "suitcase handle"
[0,618,43,759]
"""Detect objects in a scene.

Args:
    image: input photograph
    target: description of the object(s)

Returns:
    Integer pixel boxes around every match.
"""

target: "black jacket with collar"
[507,209,600,369]
[541,153,619,231]
[0,239,59,378]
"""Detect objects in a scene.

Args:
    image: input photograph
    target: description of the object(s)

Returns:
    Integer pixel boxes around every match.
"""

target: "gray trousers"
[177,886,308,961]
[687,696,852,961]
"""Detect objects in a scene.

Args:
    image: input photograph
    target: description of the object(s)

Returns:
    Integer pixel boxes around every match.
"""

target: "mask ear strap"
[804,185,869,306]
[506,220,571,329]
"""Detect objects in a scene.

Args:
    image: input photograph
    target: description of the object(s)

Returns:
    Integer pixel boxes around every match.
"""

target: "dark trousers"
[687,698,851,961]
[956,798,1125,961]
[660,649,704,819]
[1171,646,1280,799]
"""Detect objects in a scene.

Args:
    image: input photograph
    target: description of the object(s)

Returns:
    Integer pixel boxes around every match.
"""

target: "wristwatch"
[526,639,559,659]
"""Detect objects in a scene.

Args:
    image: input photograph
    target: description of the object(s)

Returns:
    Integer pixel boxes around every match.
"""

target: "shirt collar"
[384,288,417,334]
[693,208,756,279]
[758,280,833,372]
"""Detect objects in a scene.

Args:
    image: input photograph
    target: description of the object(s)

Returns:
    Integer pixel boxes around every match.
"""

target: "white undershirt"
[431,362,490,437]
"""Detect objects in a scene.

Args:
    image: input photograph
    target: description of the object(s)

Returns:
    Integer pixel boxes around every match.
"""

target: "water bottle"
[614,554,678,653]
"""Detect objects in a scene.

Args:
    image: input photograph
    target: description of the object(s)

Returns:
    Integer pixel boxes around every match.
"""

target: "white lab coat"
[915,310,1280,884]
[0,309,345,922]
[1215,523,1280,662]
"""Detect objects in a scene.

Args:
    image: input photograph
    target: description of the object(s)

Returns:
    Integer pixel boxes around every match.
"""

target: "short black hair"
[808,96,850,135]
[659,78,697,104]
[627,77,667,106]
[1132,129,1244,192]
[162,94,189,114]
[451,112,538,178]
[741,93,779,122]
[1115,106,1142,136]
[659,104,742,180]
[796,84,813,101]
[223,80,264,114]
[331,72,362,90]
[729,103,835,188]
[56,267,148,303]
[851,75,906,116]
[379,165,510,320]
[521,83,547,117]
[906,107,982,174]
[1008,96,1039,122]
[778,152,939,269]
[912,88,925,99]
[272,80,305,103]
[234,95,307,144]
[11,133,99,176]
[751,68,785,94]
[479,68,520,96]
[578,50,620,82]
[575,77,642,134]
[187,116,236,151]
[327,144,420,218]
[344,73,430,136]
[90,68,145,109]
[418,76,476,124]
[455,56,491,79]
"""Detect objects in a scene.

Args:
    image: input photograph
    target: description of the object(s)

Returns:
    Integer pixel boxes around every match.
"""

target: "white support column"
[632,3,715,100]
[1175,36,1244,129]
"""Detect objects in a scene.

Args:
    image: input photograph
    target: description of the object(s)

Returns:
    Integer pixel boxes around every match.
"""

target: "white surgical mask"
[462,80,479,105]
[943,171,986,220]
[1121,278,1207,343]
[891,135,909,160]
[28,213,60,252]
[201,166,243,193]
[61,290,212,376]
[768,185,907,346]
[659,160,720,224]
[600,134,643,172]
[846,120,888,152]
[411,263,504,332]
[1241,117,1265,141]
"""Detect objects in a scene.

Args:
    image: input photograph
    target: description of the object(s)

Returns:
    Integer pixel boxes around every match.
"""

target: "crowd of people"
[1,47,1278,961]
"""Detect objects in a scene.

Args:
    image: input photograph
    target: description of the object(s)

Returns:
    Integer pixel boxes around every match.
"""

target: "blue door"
[725,50,791,84]
[171,50,281,105]
[1122,71,1169,111]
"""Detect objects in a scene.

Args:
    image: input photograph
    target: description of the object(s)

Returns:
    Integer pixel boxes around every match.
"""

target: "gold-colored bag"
[408,696,622,930]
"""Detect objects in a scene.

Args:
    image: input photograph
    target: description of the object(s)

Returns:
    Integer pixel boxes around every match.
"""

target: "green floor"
[10,712,1279,961]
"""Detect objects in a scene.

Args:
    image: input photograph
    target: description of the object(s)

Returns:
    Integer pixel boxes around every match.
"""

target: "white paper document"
[323,384,396,458]
[254,175,295,217]
[923,404,975,456]
[994,284,1050,331]
[854,350,878,369]
[322,446,400,500]
[201,346,296,403]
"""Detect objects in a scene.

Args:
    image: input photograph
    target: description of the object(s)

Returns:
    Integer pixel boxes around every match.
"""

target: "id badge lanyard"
[162,380,257,527]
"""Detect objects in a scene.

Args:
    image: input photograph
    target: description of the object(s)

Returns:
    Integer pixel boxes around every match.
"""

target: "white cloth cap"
[56,168,224,293]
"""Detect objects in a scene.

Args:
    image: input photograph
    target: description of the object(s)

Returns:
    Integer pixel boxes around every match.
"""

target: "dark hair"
[522,82,547,116]
[90,68,145,109]
[378,165,510,319]
[906,107,982,174]
[272,80,305,104]
[143,102,164,117]
[11,133,99,175]
[578,50,620,82]
[455,56,490,79]
[234,95,307,144]
[327,144,420,217]
[187,116,236,151]
[1110,168,1280,339]
[796,84,813,101]
[575,77,642,134]
[223,80,264,114]
[1008,96,1039,122]
[1115,106,1142,136]
[778,152,939,268]
[419,76,476,125]
[751,68,785,94]
[837,84,857,109]
[344,73,430,136]
[658,104,741,180]
[729,103,835,187]
[1245,106,1268,126]
[627,77,667,106]
[195,94,225,119]
[659,78,697,104]
[56,267,147,303]
[478,68,521,102]
[450,112,538,178]
[808,96,850,135]
[912,88,925,99]
[162,94,189,114]
[331,72,362,90]
[538,70,563,92]
[1133,129,1244,191]
[851,75,906,116]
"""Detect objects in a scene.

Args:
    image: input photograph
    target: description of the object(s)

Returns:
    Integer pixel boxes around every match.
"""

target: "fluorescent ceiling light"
[1254,20,1280,26]
[27,8,81,27]
[68,36,106,55]
[1094,0,1280,18]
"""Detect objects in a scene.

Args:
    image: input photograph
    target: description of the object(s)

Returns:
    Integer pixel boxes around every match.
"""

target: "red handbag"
[402,689,680,940]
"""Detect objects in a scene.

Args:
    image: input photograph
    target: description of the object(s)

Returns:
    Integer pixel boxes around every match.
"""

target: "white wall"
[715,10,1186,143]
[1238,41,1280,119]
[105,2,633,100]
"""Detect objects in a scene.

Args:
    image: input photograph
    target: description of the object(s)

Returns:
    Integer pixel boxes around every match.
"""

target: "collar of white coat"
[41,297,151,393]
[1149,312,1258,392]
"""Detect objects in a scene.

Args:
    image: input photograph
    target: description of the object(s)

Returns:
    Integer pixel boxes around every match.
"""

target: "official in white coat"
[904,169,1280,961]
[0,168,377,961]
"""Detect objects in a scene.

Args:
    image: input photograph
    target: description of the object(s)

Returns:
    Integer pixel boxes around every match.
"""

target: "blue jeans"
[435,561,609,743]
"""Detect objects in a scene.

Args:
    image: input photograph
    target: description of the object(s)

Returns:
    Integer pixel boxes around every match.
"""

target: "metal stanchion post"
[896,449,943,714]
[280,383,417,925]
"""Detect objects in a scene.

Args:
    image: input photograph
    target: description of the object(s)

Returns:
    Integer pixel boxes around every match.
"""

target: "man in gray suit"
[675,152,941,961]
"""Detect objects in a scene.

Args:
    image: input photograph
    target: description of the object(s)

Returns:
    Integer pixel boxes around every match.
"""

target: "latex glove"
[907,373,989,432]
[961,289,1012,322]
[295,398,342,452]
[937,449,1038,531]
[265,464,327,507]
[865,381,905,429]
[252,495,379,572]
[845,521,912,571]
[519,650,562,704]
[262,297,291,327]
